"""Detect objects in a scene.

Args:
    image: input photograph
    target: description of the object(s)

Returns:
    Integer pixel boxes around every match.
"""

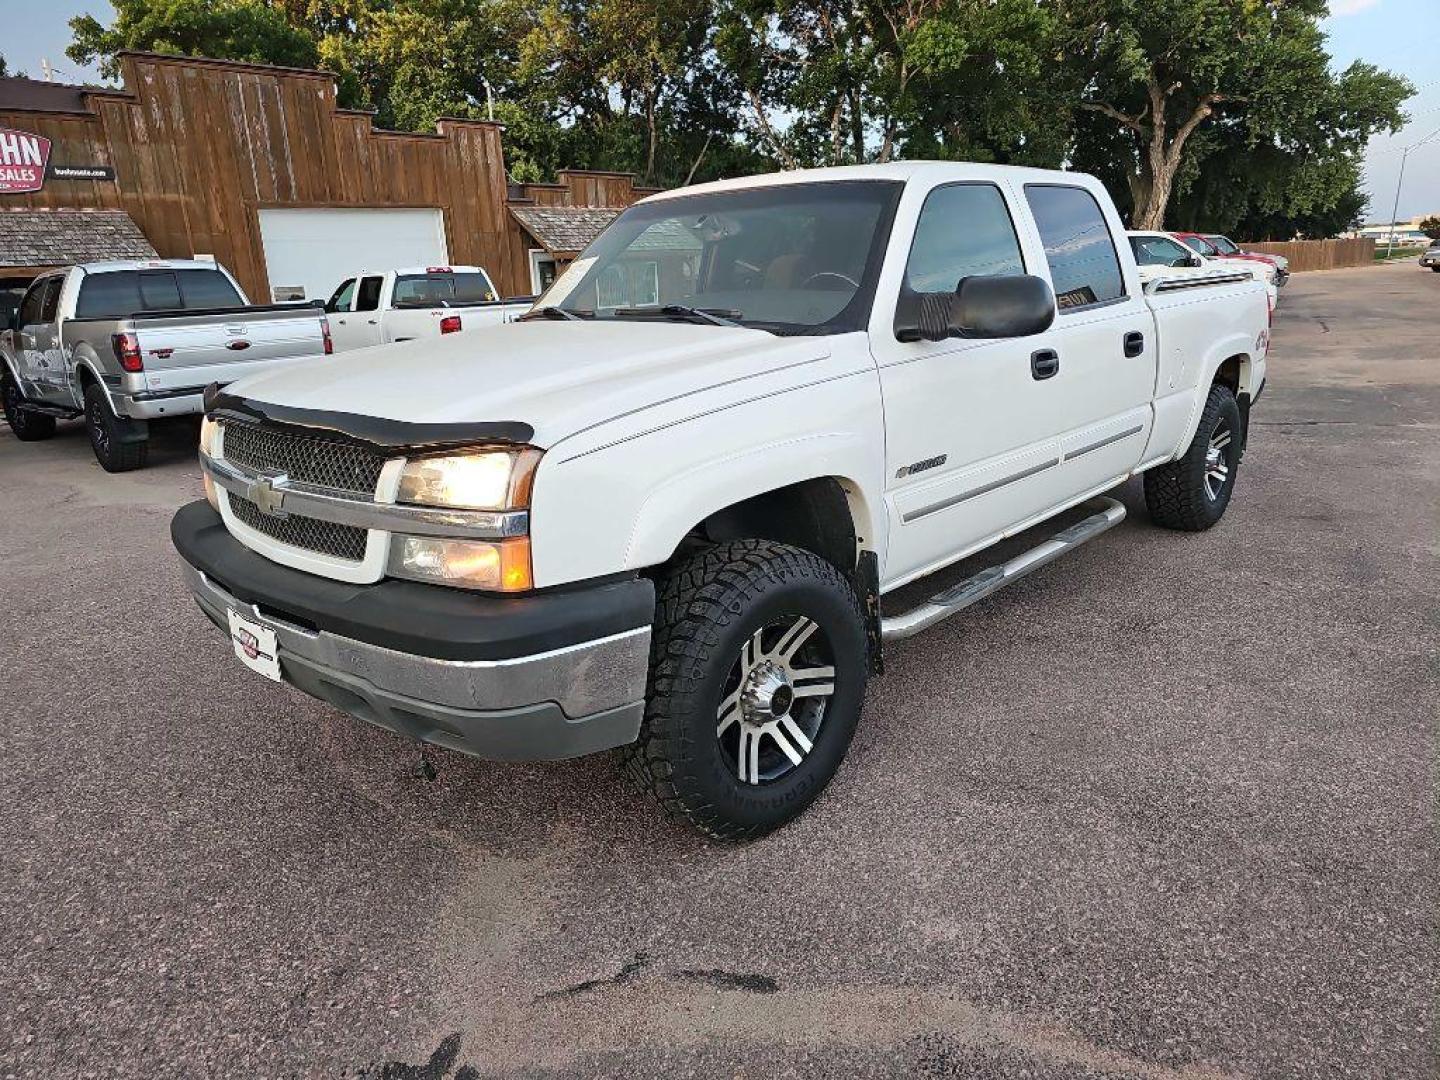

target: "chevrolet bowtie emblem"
[246,472,288,516]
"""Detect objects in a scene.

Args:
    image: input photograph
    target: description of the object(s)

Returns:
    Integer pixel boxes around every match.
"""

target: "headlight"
[199,416,220,510]
[396,448,540,511]
[391,446,541,591]
[390,536,532,592]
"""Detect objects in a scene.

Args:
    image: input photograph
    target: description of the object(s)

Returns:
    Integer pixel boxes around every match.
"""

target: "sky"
[2,0,1437,223]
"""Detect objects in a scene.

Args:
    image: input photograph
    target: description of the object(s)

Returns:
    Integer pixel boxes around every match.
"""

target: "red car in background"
[1174,232,1290,286]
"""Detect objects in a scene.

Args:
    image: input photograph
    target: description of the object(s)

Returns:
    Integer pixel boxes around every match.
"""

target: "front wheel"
[625,540,869,840]
[1144,382,1242,531]
[2,375,57,441]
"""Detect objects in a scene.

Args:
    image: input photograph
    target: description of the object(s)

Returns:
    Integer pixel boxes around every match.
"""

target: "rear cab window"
[391,271,497,308]
[1024,185,1126,311]
[75,268,244,319]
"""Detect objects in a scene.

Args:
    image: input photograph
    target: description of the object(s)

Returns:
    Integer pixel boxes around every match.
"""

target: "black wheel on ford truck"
[626,539,868,840]
[2,374,57,441]
[84,383,148,472]
[1144,382,1242,531]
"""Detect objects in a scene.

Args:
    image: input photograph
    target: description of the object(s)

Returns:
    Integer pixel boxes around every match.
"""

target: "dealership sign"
[0,127,52,194]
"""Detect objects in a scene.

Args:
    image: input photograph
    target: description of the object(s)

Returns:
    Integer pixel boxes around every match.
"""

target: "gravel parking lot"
[1,260,1435,1080]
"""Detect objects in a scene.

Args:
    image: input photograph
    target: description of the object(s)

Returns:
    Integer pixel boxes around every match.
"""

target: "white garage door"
[257,208,449,304]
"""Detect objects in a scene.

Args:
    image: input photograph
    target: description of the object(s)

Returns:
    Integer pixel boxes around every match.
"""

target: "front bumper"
[172,501,655,761]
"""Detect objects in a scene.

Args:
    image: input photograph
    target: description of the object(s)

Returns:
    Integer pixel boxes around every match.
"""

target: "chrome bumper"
[116,390,206,419]
[181,560,651,760]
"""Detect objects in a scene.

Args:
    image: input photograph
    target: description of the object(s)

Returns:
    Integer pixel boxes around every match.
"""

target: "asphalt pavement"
[0,259,1435,1079]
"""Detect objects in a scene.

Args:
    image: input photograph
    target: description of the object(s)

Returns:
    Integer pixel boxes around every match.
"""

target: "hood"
[223,319,831,449]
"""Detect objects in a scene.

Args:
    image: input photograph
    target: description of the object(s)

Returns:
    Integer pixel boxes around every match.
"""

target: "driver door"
[324,278,366,352]
[870,181,1071,588]
[16,276,63,401]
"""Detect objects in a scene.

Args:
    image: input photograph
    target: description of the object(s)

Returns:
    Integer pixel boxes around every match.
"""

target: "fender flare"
[71,352,121,416]
[621,431,880,573]
[1172,347,1254,458]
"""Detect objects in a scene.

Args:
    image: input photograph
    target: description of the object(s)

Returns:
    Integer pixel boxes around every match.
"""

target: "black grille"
[222,421,385,495]
[229,494,368,562]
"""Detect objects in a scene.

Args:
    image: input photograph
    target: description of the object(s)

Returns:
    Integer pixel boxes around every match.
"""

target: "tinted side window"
[75,272,143,319]
[176,270,244,308]
[355,276,384,312]
[1025,185,1125,309]
[904,184,1025,292]
[138,271,182,310]
[327,279,356,313]
[19,280,49,325]
[40,277,64,321]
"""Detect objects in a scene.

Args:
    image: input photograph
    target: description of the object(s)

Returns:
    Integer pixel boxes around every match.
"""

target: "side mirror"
[895,274,1056,343]
[1188,254,1204,267]
[952,274,1055,339]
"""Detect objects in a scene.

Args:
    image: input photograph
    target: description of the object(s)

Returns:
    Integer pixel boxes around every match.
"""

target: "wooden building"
[0,53,656,303]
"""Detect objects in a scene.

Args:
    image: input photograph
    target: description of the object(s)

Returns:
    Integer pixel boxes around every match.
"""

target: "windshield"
[534,180,903,334]
[1208,235,1241,254]
[1129,235,1196,267]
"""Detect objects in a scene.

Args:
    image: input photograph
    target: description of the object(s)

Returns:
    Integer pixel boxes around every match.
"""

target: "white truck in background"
[1,260,331,471]
[1127,231,1280,311]
[174,163,1269,840]
[322,266,533,352]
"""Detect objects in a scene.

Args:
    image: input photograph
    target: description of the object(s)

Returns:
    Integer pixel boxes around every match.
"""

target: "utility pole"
[1386,124,1440,259]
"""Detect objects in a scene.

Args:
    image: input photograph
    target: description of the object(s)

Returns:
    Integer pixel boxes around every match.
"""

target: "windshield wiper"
[612,304,743,327]
[520,305,590,322]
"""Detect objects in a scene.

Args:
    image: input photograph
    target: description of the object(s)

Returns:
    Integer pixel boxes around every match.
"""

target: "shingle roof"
[0,209,157,269]
[509,206,620,256]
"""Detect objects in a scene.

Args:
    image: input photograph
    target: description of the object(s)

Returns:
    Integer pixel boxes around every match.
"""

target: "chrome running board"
[880,496,1127,642]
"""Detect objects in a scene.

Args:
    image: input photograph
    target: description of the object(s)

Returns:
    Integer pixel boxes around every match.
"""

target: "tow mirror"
[895,274,1056,343]
[951,274,1056,339]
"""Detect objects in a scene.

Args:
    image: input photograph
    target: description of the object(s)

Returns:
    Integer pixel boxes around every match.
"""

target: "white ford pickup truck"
[322,266,532,352]
[173,163,1269,839]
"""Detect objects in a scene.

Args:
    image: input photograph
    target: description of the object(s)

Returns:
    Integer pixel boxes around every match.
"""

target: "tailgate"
[132,311,324,374]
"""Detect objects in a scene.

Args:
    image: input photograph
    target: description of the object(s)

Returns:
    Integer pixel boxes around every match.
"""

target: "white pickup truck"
[173,163,1269,839]
[1,260,330,471]
[322,266,532,352]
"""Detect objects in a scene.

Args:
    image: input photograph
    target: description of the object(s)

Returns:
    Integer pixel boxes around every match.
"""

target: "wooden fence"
[1240,238,1376,272]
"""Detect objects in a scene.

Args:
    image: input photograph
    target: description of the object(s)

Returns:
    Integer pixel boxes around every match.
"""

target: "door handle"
[1124,331,1145,357]
[1031,349,1060,380]
[367,319,378,325]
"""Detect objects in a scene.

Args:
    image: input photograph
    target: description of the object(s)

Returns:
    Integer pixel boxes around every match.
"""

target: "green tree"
[68,0,318,79]
[1057,0,1410,229]
[1420,216,1440,241]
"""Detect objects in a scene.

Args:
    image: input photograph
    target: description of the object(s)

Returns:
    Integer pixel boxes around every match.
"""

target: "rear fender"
[1172,349,1254,455]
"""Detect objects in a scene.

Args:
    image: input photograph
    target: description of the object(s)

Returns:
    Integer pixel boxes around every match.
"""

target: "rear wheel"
[1144,382,1242,531]
[2,374,57,441]
[85,383,148,472]
[625,540,869,840]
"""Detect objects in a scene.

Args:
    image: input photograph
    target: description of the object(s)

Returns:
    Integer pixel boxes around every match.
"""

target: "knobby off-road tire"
[624,539,869,841]
[2,374,57,441]
[1144,382,1242,531]
[85,382,148,472]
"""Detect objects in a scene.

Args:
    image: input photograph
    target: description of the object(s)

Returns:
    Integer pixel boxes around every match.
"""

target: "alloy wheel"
[716,615,836,785]
[1203,422,1233,501]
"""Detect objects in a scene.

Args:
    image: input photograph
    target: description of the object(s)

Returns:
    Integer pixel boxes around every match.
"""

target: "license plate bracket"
[226,609,281,681]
